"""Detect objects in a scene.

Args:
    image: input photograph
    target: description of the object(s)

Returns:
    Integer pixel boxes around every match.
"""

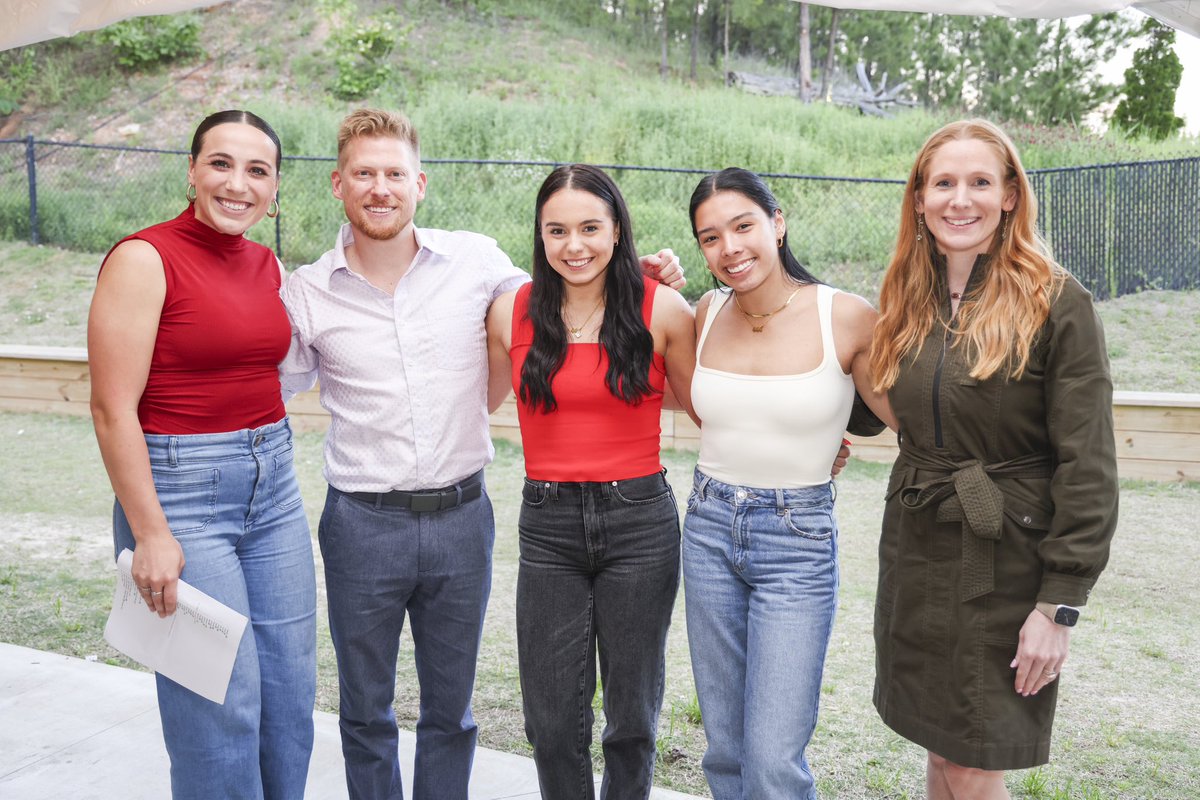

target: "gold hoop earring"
[777,236,784,249]
[186,184,197,203]
[266,197,280,219]
[916,214,925,242]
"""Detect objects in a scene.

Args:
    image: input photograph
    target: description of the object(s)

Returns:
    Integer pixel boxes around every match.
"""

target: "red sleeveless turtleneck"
[100,206,290,435]
[510,277,666,482]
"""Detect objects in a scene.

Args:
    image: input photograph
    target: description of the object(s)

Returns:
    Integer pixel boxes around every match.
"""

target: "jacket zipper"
[932,326,951,448]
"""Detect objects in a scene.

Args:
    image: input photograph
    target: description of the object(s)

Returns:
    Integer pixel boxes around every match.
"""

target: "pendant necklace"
[563,297,604,339]
[733,286,804,333]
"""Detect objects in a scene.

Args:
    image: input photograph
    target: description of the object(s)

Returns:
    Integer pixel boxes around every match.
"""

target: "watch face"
[1055,606,1080,626]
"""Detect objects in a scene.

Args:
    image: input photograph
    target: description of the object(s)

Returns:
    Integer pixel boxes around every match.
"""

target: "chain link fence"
[1,137,1196,301]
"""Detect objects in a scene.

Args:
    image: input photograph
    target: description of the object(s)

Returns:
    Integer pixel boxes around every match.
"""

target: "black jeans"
[516,471,682,800]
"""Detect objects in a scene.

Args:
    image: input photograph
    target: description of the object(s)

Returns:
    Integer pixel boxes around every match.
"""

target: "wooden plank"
[0,375,92,404]
[1113,430,1200,462]
[1116,459,1200,482]
[1113,390,1200,408]
[0,397,91,416]
[0,359,92,381]
[0,346,88,362]
[1113,405,1200,433]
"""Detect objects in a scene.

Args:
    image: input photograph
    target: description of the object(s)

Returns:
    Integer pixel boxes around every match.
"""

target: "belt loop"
[775,488,786,515]
[696,472,710,502]
[550,481,559,501]
[167,436,178,467]
[374,493,383,511]
[829,480,838,504]
[454,484,463,506]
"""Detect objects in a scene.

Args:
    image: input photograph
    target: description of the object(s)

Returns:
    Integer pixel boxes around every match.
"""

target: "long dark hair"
[688,167,822,288]
[190,109,282,172]
[520,164,655,413]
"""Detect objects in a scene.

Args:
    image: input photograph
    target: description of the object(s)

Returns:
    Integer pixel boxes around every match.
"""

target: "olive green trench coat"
[873,261,1119,770]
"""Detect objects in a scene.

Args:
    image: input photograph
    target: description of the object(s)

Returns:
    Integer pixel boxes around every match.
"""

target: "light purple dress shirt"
[280,223,528,492]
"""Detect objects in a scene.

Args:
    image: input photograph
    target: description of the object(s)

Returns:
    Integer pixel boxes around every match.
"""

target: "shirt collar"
[322,223,449,288]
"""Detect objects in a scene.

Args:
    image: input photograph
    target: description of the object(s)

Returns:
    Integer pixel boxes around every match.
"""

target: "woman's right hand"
[131,532,185,617]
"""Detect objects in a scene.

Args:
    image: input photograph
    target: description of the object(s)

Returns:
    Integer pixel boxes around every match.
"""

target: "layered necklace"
[563,297,604,339]
[733,285,803,333]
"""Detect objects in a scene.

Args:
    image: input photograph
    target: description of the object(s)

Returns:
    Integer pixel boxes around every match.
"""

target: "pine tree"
[1114,18,1185,139]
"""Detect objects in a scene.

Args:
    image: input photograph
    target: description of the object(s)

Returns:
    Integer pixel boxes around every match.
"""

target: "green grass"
[2,240,1196,398]
[1,410,1198,797]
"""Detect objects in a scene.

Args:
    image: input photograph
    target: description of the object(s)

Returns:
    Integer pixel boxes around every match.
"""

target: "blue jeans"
[113,418,317,800]
[682,469,839,800]
[319,478,495,800]
[516,471,681,800]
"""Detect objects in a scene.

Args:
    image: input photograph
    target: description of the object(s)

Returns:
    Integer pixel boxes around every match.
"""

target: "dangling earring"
[776,236,784,249]
[1000,211,1009,241]
[186,184,197,203]
[916,214,925,242]
[266,197,280,219]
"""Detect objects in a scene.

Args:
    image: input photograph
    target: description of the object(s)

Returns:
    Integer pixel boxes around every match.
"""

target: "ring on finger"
[150,590,164,597]
[138,585,151,592]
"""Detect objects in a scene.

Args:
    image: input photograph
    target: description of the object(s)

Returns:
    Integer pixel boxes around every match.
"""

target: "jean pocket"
[271,444,304,511]
[783,506,835,541]
[611,473,672,505]
[153,468,219,535]
[521,479,550,507]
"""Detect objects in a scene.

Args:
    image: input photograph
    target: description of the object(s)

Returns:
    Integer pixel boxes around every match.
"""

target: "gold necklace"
[733,286,804,333]
[563,297,604,339]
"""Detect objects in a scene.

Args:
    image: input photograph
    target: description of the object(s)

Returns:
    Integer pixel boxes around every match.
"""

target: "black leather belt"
[346,472,483,512]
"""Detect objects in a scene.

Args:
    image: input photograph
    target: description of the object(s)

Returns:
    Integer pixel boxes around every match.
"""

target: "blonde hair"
[336,108,420,168]
[870,119,1065,392]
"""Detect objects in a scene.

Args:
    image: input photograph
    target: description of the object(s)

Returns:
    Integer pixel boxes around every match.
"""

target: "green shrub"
[0,49,37,115]
[100,14,202,69]
[320,0,405,101]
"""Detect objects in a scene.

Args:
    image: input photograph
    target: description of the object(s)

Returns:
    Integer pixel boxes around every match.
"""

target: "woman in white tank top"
[682,168,895,800]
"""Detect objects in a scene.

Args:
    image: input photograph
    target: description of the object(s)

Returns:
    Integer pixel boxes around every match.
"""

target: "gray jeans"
[516,470,681,800]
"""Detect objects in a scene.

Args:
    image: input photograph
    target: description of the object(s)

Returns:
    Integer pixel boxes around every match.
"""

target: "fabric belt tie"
[347,471,484,512]
[896,446,1053,602]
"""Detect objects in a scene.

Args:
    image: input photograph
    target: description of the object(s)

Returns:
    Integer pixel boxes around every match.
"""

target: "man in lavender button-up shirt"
[280,109,683,800]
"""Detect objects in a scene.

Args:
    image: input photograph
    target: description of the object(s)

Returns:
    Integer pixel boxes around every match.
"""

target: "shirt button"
[1022,515,1032,525]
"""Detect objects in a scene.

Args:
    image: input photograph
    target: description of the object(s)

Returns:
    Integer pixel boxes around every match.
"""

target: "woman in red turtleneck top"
[88,111,315,800]
[485,165,698,798]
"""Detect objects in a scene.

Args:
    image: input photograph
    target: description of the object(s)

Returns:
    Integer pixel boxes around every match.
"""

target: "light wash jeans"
[682,469,839,800]
[113,417,317,800]
[318,477,495,800]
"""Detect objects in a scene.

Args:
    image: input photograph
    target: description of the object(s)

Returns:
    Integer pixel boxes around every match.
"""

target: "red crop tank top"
[99,206,290,435]
[510,276,666,482]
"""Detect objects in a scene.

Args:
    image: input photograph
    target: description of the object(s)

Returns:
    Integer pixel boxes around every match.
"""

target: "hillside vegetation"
[2,0,1197,290]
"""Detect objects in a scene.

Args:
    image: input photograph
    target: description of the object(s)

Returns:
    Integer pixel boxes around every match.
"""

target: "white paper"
[104,549,249,705]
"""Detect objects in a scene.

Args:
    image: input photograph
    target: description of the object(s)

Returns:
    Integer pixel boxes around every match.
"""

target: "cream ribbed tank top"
[691,284,855,488]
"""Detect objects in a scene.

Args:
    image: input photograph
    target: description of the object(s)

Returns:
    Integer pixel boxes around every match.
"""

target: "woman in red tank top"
[88,111,316,800]
[486,165,697,799]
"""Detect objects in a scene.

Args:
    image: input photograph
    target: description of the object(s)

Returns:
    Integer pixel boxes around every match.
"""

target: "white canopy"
[797,1,1199,37]
[2,0,1197,52]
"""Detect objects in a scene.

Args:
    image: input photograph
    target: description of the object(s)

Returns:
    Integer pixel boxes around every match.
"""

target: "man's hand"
[639,248,686,291]
[831,438,850,478]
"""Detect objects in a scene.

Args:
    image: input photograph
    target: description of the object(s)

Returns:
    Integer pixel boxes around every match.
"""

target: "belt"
[895,445,1053,602]
[346,472,484,512]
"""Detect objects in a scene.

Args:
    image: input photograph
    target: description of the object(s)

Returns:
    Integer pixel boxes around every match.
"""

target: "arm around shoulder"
[833,291,897,432]
[654,286,699,426]
[486,290,518,414]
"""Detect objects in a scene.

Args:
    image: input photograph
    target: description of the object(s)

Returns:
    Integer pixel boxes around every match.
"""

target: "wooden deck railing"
[3,345,1197,482]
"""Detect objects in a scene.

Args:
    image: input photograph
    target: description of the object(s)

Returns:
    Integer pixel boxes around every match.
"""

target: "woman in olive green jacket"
[868,119,1118,799]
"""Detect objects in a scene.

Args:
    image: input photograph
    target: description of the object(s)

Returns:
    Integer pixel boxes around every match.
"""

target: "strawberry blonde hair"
[870,119,1065,392]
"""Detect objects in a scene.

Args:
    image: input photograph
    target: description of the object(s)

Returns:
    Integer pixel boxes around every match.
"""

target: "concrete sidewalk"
[0,642,704,799]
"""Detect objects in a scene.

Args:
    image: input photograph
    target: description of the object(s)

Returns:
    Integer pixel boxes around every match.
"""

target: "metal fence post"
[274,186,282,260]
[24,135,39,246]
